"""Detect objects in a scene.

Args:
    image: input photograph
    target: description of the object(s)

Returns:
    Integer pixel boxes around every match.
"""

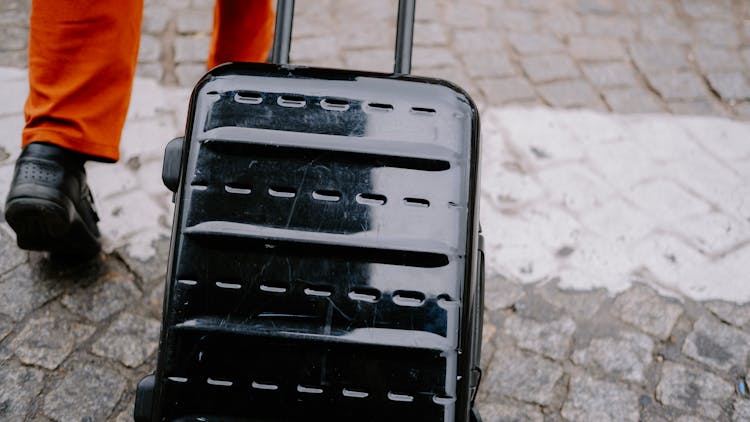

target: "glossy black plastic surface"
[150,62,482,421]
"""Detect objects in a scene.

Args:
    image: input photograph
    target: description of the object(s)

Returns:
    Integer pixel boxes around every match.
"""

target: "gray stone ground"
[0,0,750,421]
[6,0,750,118]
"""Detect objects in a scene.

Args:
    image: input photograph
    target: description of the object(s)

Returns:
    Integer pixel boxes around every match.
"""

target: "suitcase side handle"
[271,0,416,75]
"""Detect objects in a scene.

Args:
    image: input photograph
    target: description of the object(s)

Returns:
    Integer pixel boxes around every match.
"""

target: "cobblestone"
[43,363,126,422]
[706,72,750,102]
[602,87,665,113]
[613,284,683,339]
[0,362,44,420]
[91,313,161,368]
[0,263,62,322]
[561,373,639,421]
[476,400,544,422]
[504,314,575,360]
[61,266,140,322]
[656,362,733,419]
[485,345,564,407]
[647,72,711,101]
[1,1,750,420]
[538,80,601,108]
[477,77,536,106]
[572,330,654,384]
[683,316,750,373]
[582,62,638,88]
[521,54,579,84]
[12,315,95,370]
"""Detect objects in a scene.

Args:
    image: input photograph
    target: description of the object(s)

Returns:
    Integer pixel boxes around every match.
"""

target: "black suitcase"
[135,1,484,420]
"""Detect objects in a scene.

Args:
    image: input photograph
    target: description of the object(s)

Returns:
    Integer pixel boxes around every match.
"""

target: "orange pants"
[23,0,274,162]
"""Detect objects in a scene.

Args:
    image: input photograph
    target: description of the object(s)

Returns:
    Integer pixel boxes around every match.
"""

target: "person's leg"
[207,0,275,69]
[5,0,143,257]
[23,0,143,162]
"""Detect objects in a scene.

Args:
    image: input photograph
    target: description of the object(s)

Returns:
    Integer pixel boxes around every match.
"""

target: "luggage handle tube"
[271,0,416,74]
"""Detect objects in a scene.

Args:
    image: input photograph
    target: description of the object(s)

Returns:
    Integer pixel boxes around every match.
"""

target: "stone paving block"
[175,63,207,87]
[563,234,637,289]
[680,0,732,19]
[694,20,740,48]
[537,165,614,213]
[12,315,95,370]
[734,399,750,421]
[477,77,536,105]
[486,345,564,407]
[656,361,733,419]
[484,275,525,312]
[535,284,608,320]
[582,62,637,88]
[142,4,170,33]
[639,16,691,44]
[669,101,728,118]
[91,313,161,368]
[489,9,538,31]
[540,11,582,36]
[176,9,211,33]
[0,315,11,343]
[476,400,544,422]
[413,47,457,69]
[704,300,750,327]
[290,35,340,64]
[572,330,653,383]
[683,315,750,372]
[626,179,710,221]
[44,364,126,422]
[508,32,564,55]
[116,234,170,284]
[504,314,576,360]
[587,139,659,189]
[692,46,745,72]
[629,42,690,74]
[577,0,618,15]
[138,34,160,63]
[336,21,395,50]
[462,51,515,79]
[521,54,579,84]
[706,72,750,101]
[0,263,63,321]
[136,62,164,81]
[584,15,638,39]
[493,107,586,164]
[174,36,210,63]
[414,21,449,46]
[647,72,711,101]
[561,373,639,421]
[450,29,504,54]
[612,284,683,339]
[0,228,25,276]
[482,169,544,209]
[676,212,750,255]
[538,80,602,108]
[0,362,45,420]
[602,87,665,113]
[342,48,393,73]
[97,190,170,251]
[61,269,140,322]
[441,1,489,28]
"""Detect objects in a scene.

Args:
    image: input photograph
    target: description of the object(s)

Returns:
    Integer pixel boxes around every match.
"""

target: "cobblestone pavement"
[1,0,750,421]
[6,0,750,118]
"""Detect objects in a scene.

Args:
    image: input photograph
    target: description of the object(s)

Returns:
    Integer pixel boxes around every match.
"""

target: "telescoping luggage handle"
[271,0,416,74]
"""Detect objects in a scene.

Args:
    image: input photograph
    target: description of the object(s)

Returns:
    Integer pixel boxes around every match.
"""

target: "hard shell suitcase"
[135,1,484,420]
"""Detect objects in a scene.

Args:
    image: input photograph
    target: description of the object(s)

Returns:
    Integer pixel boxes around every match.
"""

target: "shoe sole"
[5,196,100,258]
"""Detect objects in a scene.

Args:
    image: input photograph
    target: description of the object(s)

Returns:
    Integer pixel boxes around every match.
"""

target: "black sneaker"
[4,142,101,259]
